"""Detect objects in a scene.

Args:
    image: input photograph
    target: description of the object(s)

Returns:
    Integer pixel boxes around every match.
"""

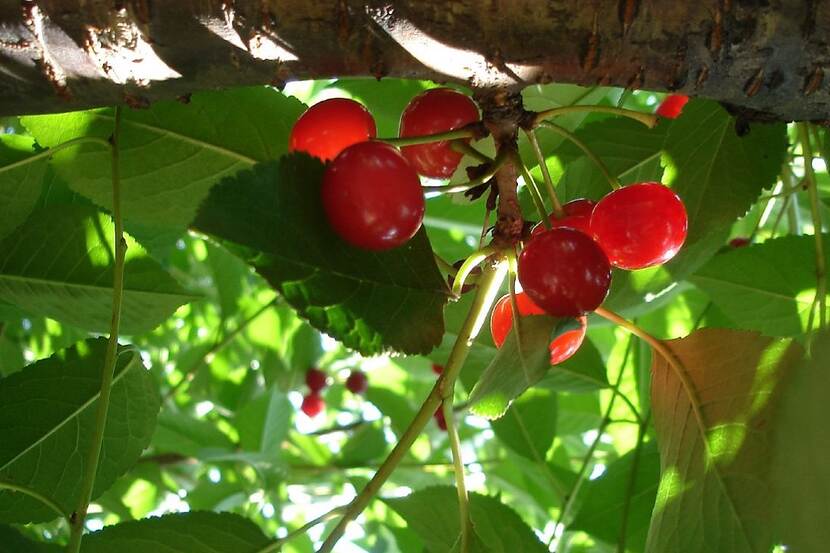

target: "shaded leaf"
[491,388,557,461]
[0,338,159,523]
[646,329,803,553]
[235,387,293,457]
[152,412,235,459]
[0,524,61,552]
[338,423,388,466]
[0,135,47,241]
[193,154,449,355]
[537,339,608,392]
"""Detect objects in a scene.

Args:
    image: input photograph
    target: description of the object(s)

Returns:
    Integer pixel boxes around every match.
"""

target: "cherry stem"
[376,127,477,147]
[513,153,552,228]
[451,140,493,163]
[797,123,827,330]
[422,150,508,195]
[524,129,565,218]
[318,260,507,552]
[452,247,497,296]
[442,395,471,552]
[532,105,658,129]
[539,120,621,191]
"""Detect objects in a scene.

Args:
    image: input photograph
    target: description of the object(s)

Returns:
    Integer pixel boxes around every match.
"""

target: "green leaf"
[332,79,429,137]
[646,329,803,553]
[468,315,563,419]
[79,512,271,552]
[152,412,235,459]
[338,423,388,466]
[0,338,159,523]
[571,440,660,552]
[0,204,197,334]
[384,486,547,553]
[235,387,292,457]
[537,338,608,392]
[193,154,450,355]
[771,331,830,553]
[21,87,304,233]
[691,234,830,337]
[0,135,47,241]
[0,524,61,553]
[491,388,557,461]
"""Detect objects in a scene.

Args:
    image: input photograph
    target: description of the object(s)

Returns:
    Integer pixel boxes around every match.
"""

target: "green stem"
[66,109,124,553]
[617,412,651,553]
[0,481,68,522]
[539,121,621,190]
[451,140,493,163]
[422,150,508,194]
[798,123,827,330]
[533,105,658,129]
[317,259,508,553]
[452,247,497,296]
[443,397,471,552]
[377,128,477,147]
[524,129,564,217]
[0,136,111,174]
[257,506,347,553]
[514,154,550,226]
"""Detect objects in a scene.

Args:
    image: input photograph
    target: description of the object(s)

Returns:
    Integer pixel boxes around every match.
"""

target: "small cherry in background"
[590,182,687,270]
[289,98,376,161]
[399,88,480,178]
[532,199,596,237]
[345,370,368,394]
[301,393,325,418]
[519,228,612,317]
[305,367,327,393]
[433,405,448,431]
[322,141,425,251]
[431,363,444,375]
[490,293,587,365]
[729,237,751,248]
[655,94,689,119]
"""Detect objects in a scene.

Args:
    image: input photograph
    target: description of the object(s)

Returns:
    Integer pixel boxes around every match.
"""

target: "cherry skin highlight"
[518,228,612,317]
[655,94,689,119]
[345,370,368,394]
[322,141,425,251]
[305,367,327,393]
[399,88,480,178]
[289,98,376,161]
[590,182,688,270]
[531,198,596,237]
[301,393,325,418]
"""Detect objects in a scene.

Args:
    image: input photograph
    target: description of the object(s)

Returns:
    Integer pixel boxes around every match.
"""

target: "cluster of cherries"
[289,89,689,369]
[300,367,368,418]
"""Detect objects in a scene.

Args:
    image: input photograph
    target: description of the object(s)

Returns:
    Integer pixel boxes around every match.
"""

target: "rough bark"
[1,1,828,121]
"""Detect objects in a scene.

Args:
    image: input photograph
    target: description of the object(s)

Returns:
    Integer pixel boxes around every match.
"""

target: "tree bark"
[1,1,828,121]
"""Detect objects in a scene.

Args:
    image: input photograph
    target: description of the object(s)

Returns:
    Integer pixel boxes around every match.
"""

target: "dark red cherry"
[490,293,588,365]
[431,363,444,375]
[655,94,689,119]
[289,98,376,161]
[345,370,368,394]
[305,368,327,393]
[399,88,480,178]
[590,183,688,270]
[322,141,425,251]
[518,228,612,317]
[301,393,324,418]
[434,405,448,431]
[729,237,751,248]
[531,199,596,237]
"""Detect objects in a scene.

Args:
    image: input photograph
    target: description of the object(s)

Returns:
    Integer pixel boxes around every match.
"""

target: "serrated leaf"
[646,329,803,553]
[490,388,556,461]
[0,338,159,523]
[21,87,304,233]
[571,441,660,552]
[235,387,292,457]
[771,331,830,553]
[0,524,61,553]
[0,135,47,241]
[79,511,271,552]
[193,154,449,355]
[384,486,547,553]
[468,315,562,419]
[691,234,830,337]
[537,338,608,392]
[0,204,197,334]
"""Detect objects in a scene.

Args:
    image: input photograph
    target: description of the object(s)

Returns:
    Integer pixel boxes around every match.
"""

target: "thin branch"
[443,398,471,552]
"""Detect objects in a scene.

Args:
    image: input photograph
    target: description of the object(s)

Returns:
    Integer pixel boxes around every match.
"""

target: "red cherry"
[431,363,444,375]
[399,88,480,178]
[322,141,425,251]
[531,199,596,237]
[590,183,688,270]
[289,98,376,161]
[518,228,612,317]
[729,237,751,248]
[490,293,587,365]
[301,393,325,418]
[655,94,689,119]
[345,370,368,394]
[433,405,448,431]
[305,368,327,393]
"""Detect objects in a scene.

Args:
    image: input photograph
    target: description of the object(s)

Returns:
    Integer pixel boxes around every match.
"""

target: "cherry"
[305,367,327,393]
[345,370,368,394]
[490,292,588,365]
[518,228,612,317]
[301,392,324,418]
[399,88,480,178]
[590,182,688,270]
[531,199,596,237]
[289,98,376,161]
[433,405,448,431]
[431,363,444,375]
[322,141,425,250]
[729,237,751,248]
[655,94,689,119]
